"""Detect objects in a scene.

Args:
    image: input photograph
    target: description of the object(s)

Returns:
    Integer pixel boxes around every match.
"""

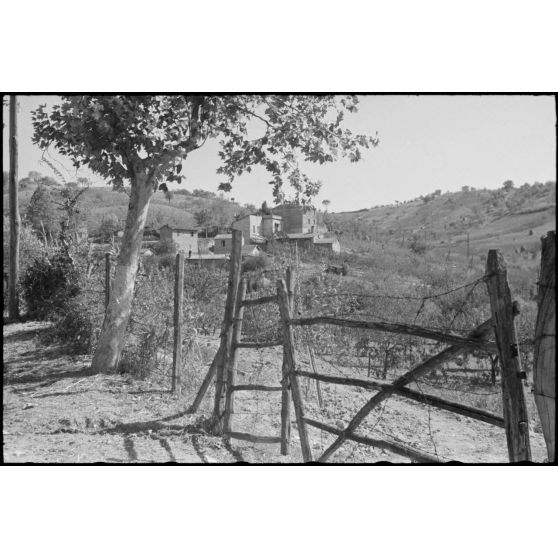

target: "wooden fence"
[153,228,554,463]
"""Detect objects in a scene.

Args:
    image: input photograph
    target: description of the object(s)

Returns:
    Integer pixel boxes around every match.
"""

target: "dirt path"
[2,322,241,463]
[3,321,548,463]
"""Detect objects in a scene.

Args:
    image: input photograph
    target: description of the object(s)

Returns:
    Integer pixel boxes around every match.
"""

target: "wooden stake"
[533,231,555,461]
[278,279,312,462]
[188,345,223,413]
[105,252,111,309]
[308,346,323,408]
[212,229,243,433]
[280,268,294,455]
[172,252,185,394]
[224,279,247,433]
[8,95,20,321]
[486,249,532,462]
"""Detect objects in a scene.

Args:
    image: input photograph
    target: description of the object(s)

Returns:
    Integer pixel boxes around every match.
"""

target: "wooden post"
[278,279,313,462]
[281,268,295,455]
[223,279,247,433]
[308,346,323,408]
[8,95,20,321]
[172,252,185,394]
[189,345,223,413]
[368,352,372,378]
[486,250,532,462]
[105,252,111,309]
[286,266,295,311]
[533,231,555,461]
[212,229,243,434]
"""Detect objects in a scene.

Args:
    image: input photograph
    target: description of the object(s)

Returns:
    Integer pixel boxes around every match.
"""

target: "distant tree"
[243,203,258,214]
[503,179,514,191]
[211,198,236,230]
[193,188,216,199]
[461,186,470,193]
[26,185,59,240]
[322,199,331,212]
[194,208,214,237]
[99,213,120,241]
[164,189,174,205]
[261,200,270,215]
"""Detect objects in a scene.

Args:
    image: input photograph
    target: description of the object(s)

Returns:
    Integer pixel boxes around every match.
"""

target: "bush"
[40,298,97,354]
[20,253,81,320]
[242,253,270,273]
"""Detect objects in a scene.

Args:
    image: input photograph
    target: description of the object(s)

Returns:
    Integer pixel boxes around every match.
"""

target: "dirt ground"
[2,321,549,464]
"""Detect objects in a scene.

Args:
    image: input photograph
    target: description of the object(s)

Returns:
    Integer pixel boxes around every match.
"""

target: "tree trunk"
[90,171,153,374]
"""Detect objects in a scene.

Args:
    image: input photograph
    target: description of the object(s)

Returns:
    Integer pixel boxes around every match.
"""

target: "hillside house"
[159,225,199,256]
[273,204,317,234]
[231,203,339,253]
[213,233,245,254]
[313,236,341,253]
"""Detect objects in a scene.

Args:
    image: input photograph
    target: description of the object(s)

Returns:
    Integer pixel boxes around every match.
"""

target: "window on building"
[253,225,256,233]
[191,232,194,236]
[222,240,226,247]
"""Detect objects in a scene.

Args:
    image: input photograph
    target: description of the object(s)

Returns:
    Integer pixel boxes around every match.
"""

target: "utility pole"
[466,232,470,261]
[9,95,20,320]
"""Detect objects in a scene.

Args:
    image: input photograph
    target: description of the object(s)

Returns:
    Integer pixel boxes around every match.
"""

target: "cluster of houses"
[156,204,341,262]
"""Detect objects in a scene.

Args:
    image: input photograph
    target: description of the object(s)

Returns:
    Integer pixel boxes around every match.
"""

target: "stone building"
[272,204,317,234]
[213,233,245,254]
[159,225,199,256]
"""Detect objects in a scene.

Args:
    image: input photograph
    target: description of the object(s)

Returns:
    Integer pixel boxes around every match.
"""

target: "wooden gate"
[190,229,536,463]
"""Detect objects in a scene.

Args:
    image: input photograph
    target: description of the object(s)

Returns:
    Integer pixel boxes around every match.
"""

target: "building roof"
[286,233,316,240]
[160,224,198,233]
[249,234,267,244]
[214,233,233,240]
[186,253,228,260]
[313,236,339,244]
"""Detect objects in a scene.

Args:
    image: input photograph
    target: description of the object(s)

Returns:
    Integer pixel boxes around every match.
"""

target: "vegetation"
[31,95,377,374]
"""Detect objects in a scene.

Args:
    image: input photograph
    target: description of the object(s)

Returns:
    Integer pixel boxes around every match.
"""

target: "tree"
[322,199,331,211]
[503,179,514,191]
[32,95,377,373]
[99,213,120,242]
[194,207,214,237]
[26,185,59,240]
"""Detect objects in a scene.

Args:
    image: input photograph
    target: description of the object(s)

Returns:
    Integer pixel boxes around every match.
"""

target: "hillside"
[328,181,556,259]
[3,182,250,235]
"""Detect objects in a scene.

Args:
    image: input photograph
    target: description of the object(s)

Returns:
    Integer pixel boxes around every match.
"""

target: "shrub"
[20,253,81,320]
[40,297,97,354]
[242,253,270,273]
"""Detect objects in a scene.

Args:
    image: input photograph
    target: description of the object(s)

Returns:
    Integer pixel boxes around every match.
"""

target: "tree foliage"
[32,95,378,204]
[26,185,59,238]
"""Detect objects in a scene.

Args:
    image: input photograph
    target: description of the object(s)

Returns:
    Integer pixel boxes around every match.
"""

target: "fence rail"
[185,234,551,463]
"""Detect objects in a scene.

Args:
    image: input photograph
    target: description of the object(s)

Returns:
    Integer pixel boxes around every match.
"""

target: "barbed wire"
[413,379,500,396]
[310,275,488,303]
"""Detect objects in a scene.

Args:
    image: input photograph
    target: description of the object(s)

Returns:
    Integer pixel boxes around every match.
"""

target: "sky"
[3,94,556,212]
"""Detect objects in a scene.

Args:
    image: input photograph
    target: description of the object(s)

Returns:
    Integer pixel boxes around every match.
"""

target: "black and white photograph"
[2,94,555,465]
[1,3,557,558]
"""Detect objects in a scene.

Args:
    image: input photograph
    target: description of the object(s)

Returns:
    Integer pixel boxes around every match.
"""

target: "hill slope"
[328,181,556,258]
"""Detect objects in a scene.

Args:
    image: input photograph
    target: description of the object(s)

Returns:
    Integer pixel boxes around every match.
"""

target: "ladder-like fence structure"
[188,229,554,463]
